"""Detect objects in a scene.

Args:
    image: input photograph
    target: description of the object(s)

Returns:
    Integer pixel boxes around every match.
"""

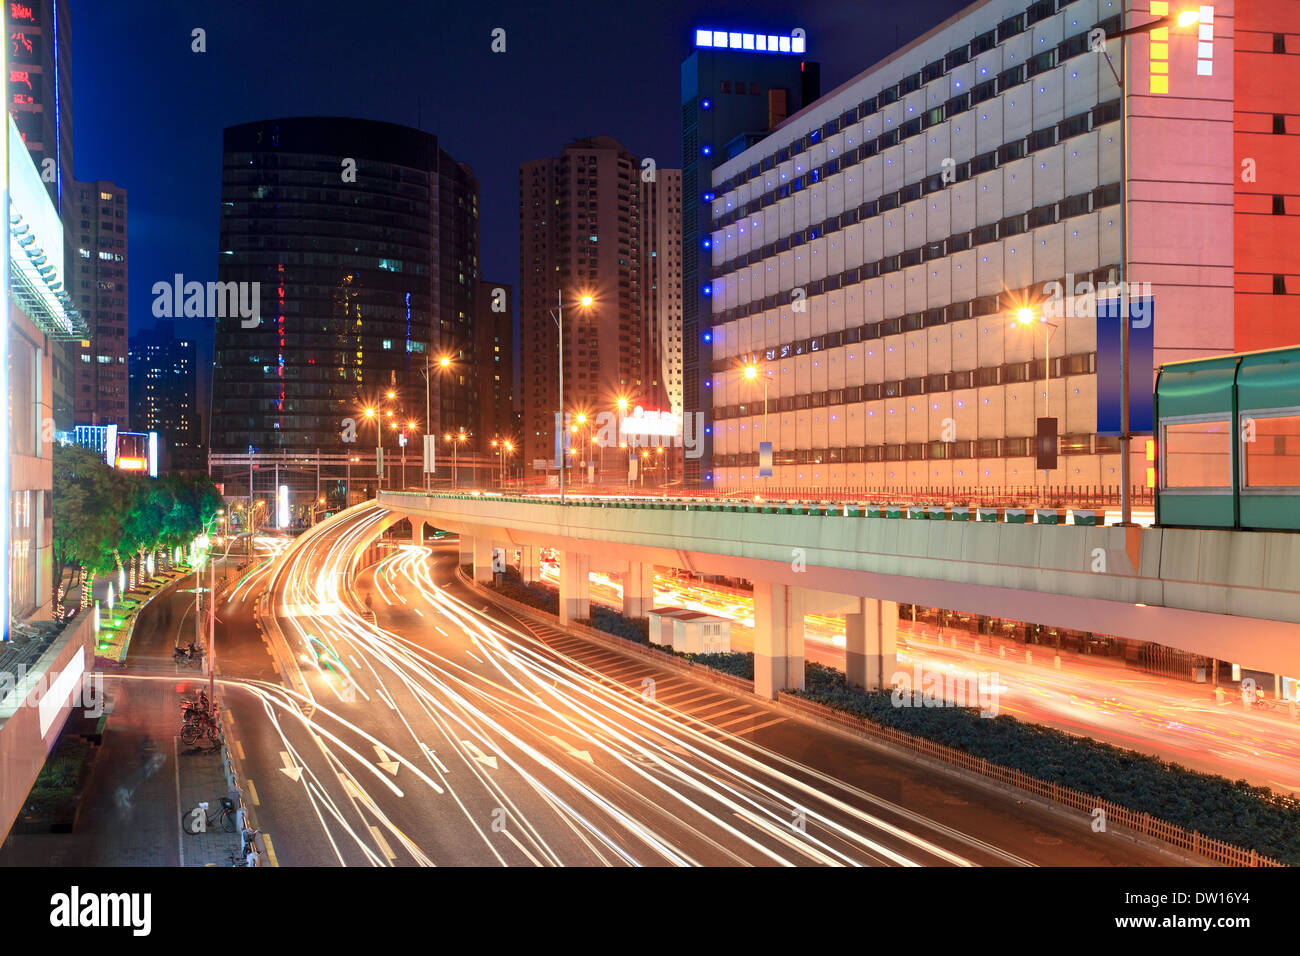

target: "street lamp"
[417,356,454,490]
[548,291,594,504]
[402,420,419,490]
[1099,5,1202,525]
[575,412,589,483]
[743,360,771,480]
[445,431,467,488]
[1010,306,1060,487]
[492,439,515,488]
[363,406,384,493]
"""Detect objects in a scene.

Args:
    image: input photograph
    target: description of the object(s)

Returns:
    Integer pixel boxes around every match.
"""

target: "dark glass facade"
[211,117,479,456]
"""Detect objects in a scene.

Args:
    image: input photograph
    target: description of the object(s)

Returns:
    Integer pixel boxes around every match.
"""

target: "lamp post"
[492,439,515,488]
[445,431,467,488]
[402,420,418,490]
[418,356,452,490]
[574,413,589,484]
[548,291,594,504]
[363,406,384,494]
[743,360,770,481]
[1010,307,1060,488]
[1100,6,1202,525]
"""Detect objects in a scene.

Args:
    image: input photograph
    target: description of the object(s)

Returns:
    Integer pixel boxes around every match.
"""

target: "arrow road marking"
[548,735,594,763]
[374,744,400,776]
[278,751,303,783]
[460,740,498,770]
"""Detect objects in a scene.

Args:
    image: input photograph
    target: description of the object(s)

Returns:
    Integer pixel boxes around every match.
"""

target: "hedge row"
[795,662,1300,866]
[477,570,1300,864]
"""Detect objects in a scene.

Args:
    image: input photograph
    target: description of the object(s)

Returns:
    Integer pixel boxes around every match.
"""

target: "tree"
[52,442,224,614]
[51,444,127,611]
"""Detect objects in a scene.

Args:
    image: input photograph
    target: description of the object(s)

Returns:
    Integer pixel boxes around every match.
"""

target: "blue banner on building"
[1096,295,1154,436]
[759,441,773,477]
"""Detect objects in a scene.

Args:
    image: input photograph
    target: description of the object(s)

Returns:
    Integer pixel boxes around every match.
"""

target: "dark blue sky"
[70,0,970,358]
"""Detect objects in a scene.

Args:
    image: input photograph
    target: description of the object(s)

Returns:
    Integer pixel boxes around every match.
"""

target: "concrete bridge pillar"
[753,582,788,699]
[520,545,540,584]
[412,520,424,545]
[786,586,806,692]
[845,597,898,691]
[559,551,591,625]
[621,562,655,619]
[472,537,494,584]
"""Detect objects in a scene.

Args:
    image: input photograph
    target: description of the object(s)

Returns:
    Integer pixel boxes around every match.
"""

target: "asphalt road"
[213,506,1178,867]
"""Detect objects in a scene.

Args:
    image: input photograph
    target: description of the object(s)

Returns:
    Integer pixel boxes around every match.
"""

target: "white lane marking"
[278,750,303,782]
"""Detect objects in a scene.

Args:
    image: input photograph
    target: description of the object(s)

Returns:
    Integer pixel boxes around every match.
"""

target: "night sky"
[70,0,971,397]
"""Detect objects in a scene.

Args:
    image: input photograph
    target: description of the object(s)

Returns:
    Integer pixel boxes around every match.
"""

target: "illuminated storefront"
[5,110,85,630]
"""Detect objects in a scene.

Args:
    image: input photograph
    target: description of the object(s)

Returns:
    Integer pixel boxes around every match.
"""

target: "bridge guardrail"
[383,490,1133,527]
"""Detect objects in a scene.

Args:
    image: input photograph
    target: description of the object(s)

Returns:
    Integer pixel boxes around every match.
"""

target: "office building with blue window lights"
[681,27,820,485]
[699,0,1241,494]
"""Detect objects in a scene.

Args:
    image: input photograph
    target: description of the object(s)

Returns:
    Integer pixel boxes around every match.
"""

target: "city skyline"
[2,0,1299,911]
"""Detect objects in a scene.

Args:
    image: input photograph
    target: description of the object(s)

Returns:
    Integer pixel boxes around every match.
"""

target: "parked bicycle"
[180,702,222,746]
[181,796,237,835]
[179,691,211,724]
[173,642,202,667]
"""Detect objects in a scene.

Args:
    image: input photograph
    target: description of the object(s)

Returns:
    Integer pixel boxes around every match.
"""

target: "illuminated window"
[1162,419,1231,488]
[1243,415,1300,488]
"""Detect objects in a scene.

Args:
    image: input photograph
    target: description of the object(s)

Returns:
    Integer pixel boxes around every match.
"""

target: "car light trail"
[245,505,1013,866]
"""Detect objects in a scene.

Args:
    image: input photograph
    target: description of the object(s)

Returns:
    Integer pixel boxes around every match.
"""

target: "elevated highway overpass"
[370,491,1300,699]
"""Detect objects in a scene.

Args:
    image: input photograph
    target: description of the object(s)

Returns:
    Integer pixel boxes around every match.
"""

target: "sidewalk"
[0,673,243,867]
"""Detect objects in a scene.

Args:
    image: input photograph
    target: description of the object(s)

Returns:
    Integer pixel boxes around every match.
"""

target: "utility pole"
[207,537,216,701]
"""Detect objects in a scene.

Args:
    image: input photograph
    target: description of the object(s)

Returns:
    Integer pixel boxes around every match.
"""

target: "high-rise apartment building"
[519,136,642,472]
[210,117,480,462]
[69,180,129,427]
[639,169,685,418]
[475,279,515,444]
[129,321,201,472]
[701,1,1289,494]
[681,31,821,484]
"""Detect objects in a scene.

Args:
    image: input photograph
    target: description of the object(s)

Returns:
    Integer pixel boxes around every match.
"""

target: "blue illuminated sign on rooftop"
[694,29,806,54]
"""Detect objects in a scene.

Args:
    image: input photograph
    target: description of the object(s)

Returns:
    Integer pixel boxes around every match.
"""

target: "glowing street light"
[549,290,595,503]
[1098,5,1205,525]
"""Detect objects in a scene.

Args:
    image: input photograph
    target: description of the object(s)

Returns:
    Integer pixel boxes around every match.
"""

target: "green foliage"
[794,663,1300,865]
[676,651,754,679]
[584,606,649,643]
[52,442,223,597]
[489,567,559,614]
